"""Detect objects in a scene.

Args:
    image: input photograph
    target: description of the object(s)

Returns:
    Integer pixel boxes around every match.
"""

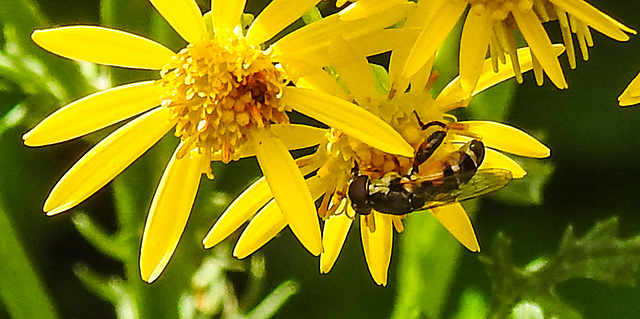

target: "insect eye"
[348,175,372,215]
[469,140,485,164]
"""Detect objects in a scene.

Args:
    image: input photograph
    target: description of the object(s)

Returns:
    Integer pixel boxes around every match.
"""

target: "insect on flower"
[348,112,513,216]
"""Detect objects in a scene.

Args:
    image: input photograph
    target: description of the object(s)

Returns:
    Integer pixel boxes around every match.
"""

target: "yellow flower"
[203,36,558,285]
[619,70,640,106]
[400,0,635,93]
[24,0,415,283]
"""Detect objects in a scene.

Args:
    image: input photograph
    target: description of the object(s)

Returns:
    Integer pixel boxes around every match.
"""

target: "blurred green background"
[1,0,640,318]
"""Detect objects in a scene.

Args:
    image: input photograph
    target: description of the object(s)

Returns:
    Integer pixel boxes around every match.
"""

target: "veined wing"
[417,168,513,210]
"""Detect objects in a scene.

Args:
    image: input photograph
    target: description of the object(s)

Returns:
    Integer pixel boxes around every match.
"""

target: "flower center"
[465,0,536,21]
[157,37,289,165]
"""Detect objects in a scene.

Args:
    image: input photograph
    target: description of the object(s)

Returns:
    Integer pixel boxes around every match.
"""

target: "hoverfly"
[347,113,513,215]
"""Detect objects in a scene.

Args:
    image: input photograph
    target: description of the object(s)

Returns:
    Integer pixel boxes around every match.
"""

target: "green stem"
[391,213,463,319]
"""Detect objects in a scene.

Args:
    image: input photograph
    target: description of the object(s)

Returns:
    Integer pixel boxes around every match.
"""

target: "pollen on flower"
[314,91,448,223]
[157,36,289,167]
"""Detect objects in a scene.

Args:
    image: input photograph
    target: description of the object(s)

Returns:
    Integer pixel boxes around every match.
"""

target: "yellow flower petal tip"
[431,204,480,253]
[43,202,75,216]
[467,242,481,253]
[618,73,640,107]
[619,96,640,107]
[464,121,551,158]
[253,129,323,256]
[140,259,166,284]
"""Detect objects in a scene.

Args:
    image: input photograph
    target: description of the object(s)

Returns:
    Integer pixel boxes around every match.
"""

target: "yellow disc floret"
[157,37,289,165]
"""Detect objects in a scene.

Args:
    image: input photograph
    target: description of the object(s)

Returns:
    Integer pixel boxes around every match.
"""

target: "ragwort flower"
[400,0,635,93]
[24,0,415,283]
[204,39,557,285]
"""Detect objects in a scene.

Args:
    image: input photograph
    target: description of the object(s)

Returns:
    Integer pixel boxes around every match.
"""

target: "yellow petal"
[31,26,175,69]
[619,71,640,107]
[549,0,636,41]
[202,154,322,249]
[480,149,527,179]
[328,38,376,106]
[233,200,287,259]
[140,148,203,283]
[436,45,565,109]
[203,177,270,248]
[284,57,348,100]
[268,124,327,149]
[44,108,173,215]
[212,0,246,34]
[246,0,321,46]
[349,28,421,60]
[473,45,564,96]
[402,0,467,78]
[320,213,353,274]
[24,81,162,146]
[339,0,408,21]
[253,128,322,256]
[429,204,480,252]
[459,5,492,94]
[210,124,326,161]
[231,175,327,257]
[281,87,414,157]
[148,0,207,44]
[361,213,393,286]
[555,7,577,69]
[388,0,439,87]
[511,8,568,89]
[461,121,550,158]
[271,3,414,58]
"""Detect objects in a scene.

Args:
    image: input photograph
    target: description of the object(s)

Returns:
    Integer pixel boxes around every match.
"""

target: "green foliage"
[177,252,298,319]
[482,217,640,319]
[491,156,554,206]
[391,213,464,319]
[454,288,489,319]
[0,199,60,319]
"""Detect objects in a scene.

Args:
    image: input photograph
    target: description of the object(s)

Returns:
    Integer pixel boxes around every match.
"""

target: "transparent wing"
[417,168,513,210]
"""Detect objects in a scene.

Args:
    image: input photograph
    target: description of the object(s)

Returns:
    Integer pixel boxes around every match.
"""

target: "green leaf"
[371,63,390,94]
[0,199,61,319]
[302,6,323,25]
[553,218,640,285]
[482,217,640,319]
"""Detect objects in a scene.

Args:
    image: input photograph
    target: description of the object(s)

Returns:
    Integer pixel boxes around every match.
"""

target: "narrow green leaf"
[0,199,60,319]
